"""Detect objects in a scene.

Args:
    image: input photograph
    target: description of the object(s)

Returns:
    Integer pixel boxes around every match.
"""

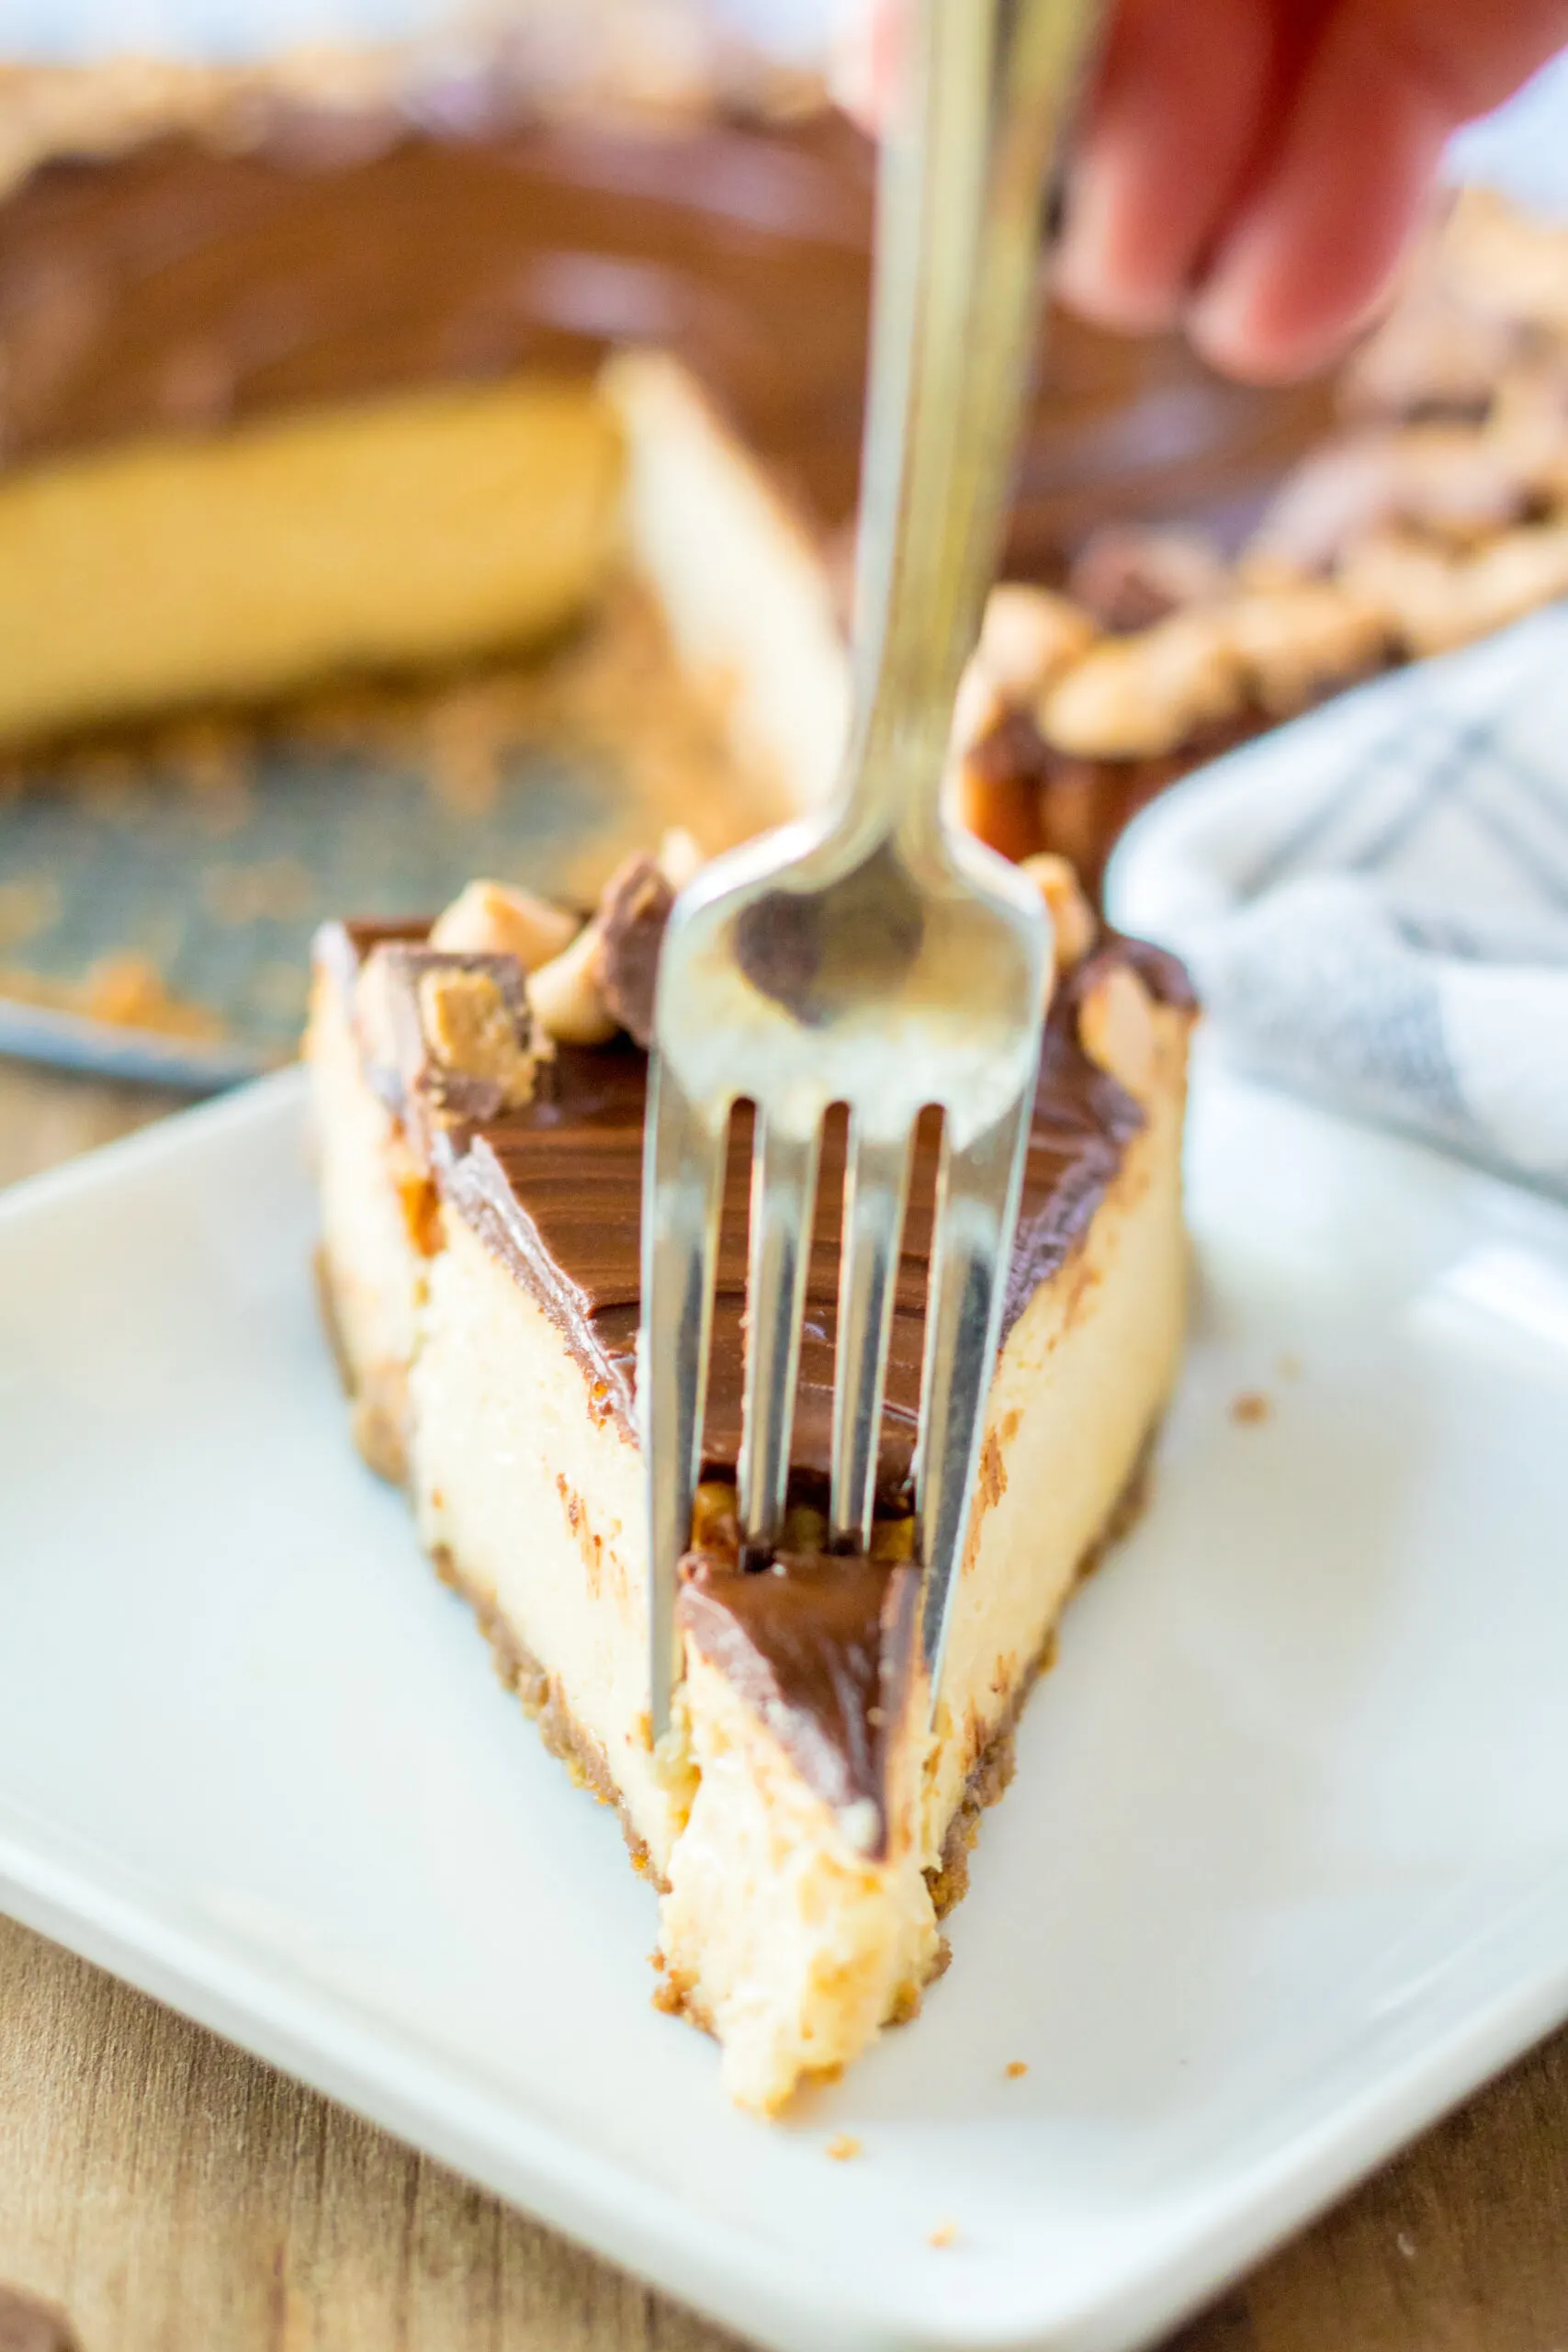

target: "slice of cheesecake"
[309,854,1194,2110]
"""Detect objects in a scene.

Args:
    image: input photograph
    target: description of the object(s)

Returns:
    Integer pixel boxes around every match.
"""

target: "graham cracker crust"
[925,1430,1157,1920]
[312,1242,354,1395]
[316,1244,655,1872]
[430,1543,659,1886]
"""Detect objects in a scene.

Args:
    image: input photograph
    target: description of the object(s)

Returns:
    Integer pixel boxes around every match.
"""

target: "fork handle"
[844,0,1101,849]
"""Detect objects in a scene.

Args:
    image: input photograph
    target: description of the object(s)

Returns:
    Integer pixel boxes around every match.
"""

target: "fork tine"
[829,1117,913,1549]
[643,1054,728,1742]
[738,1111,822,1548]
[913,1094,1036,1701]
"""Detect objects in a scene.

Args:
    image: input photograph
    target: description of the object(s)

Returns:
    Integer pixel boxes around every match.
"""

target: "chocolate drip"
[1,106,1332,577]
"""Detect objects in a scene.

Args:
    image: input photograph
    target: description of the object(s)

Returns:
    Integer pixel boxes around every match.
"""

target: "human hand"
[833,0,1568,382]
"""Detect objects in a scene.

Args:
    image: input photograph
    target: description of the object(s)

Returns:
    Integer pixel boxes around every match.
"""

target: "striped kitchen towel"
[1108,604,1568,1192]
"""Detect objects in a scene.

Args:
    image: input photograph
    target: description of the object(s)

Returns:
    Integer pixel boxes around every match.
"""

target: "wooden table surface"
[3,1054,1566,2352]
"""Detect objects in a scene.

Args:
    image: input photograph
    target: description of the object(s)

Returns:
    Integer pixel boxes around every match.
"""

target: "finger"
[1052,0,1283,336]
[1187,11,1454,379]
[1189,0,1568,381]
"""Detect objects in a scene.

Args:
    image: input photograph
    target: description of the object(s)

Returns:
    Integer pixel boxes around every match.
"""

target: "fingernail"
[1187,243,1392,385]
[1049,153,1182,335]
[1184,258,1259,376]
[1187,290,1332,384]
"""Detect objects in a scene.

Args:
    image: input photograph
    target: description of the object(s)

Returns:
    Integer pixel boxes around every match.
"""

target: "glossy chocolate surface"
[328,920,1191,1490]
[1,103,1332,576]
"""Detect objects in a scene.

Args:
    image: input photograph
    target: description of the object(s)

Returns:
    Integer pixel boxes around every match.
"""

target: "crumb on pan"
[0,877,62,949]
[0,954,224,1039]
[202,856,315,925]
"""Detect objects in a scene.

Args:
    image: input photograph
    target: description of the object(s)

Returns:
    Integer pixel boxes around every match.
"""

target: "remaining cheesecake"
[0,35,1330,773]
[948,188,1568,888]
[309,853,1194,2110]
[8,40,1568,899]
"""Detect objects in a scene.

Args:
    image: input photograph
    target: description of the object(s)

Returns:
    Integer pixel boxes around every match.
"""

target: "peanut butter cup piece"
[359,945,536,1129]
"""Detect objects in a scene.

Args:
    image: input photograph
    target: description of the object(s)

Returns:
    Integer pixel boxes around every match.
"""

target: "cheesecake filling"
[0,376,624,746]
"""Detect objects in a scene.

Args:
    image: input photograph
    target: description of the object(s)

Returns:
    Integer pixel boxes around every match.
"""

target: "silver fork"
[643,0,1100,1740]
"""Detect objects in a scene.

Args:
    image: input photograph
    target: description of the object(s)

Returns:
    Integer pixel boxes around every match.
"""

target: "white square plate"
[4,1055,1568,2352]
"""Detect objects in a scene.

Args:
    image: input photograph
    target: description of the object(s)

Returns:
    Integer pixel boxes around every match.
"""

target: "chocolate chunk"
[0,2285,80,2352]
[591,853,673,1048]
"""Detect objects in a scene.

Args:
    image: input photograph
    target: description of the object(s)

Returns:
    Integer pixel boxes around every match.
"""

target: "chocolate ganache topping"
[1,94,1332,573]
[331,917,1192,1496]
